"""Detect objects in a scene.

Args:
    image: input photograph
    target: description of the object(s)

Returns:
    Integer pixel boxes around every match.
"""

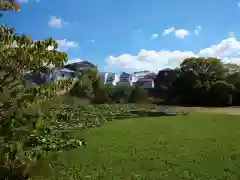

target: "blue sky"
[2,0,240,73]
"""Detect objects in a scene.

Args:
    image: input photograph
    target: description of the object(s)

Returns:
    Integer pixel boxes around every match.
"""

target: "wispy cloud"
[162,27,175,36]
[150,34,159,39]
[48,16,69,28]
[194,26,202,35]
[56,39,78,51]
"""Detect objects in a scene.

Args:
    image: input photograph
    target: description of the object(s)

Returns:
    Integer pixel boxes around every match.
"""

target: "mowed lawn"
[34,113,240,180]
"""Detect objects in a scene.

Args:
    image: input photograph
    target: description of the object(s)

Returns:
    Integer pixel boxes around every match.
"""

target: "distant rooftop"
[64,61,95,71]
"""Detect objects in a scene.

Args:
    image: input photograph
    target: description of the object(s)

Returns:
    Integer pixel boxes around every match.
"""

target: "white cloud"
[106,50,195,73]
[48,16,69,28]
[163,27,190,39]
[57,39,78,51]
[105,37,240,72]
[48,16,62,28]
[88,39,95,43]
[150,34,159,39]
[194,26,202,35]
[175,29,190,39]
[198,37,240,57]
[163,27,175,36]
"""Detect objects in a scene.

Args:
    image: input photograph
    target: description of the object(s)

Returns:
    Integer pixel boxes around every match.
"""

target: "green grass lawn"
[33,113,240,180]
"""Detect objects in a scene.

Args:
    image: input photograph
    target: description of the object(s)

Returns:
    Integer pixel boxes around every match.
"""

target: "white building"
[99,72,119,86]
[116,72,138,86]
[133,71,151,78]
[99,71,157,88]
[105,72,119,85]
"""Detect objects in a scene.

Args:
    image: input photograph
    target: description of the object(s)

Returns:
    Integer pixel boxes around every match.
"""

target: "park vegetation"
[1,2,240,179]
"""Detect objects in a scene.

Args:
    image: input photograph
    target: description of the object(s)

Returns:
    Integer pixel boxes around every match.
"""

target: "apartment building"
[116,72,138,86]
[135,72,156,89]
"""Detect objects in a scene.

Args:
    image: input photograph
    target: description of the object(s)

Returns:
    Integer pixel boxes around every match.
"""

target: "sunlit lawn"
[33,113,240,180]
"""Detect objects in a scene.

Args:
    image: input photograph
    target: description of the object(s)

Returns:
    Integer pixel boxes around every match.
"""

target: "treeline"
[154,58,240,107]
[73,57,240,107]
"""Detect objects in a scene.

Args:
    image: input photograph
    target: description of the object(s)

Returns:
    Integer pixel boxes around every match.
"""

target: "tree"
[224,66,240,105]
[180,57,226,82]
[70,67,99,99]
[208,81,235,106]
[0,24,85,179]
[128,86,148,103]
[169,67,199,105]
[0,0,20,17]
[91,79,114,104]
[111,85,132,103]
[169,57,227,105]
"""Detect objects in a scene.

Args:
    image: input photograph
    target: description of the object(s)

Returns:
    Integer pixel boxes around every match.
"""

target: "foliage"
[70,68,99,99]
[0,24,88,179]
[0,0,20,12]
[153,57,240,106]
[92,83,113,104]
[128,86,148,103]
